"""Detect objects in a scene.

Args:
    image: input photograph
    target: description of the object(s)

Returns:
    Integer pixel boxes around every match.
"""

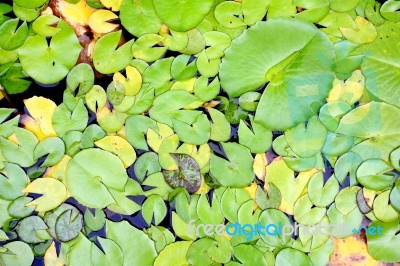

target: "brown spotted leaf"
[162,153,201,193]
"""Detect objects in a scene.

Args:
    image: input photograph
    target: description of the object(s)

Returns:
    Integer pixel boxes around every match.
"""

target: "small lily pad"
[162,153,201,194]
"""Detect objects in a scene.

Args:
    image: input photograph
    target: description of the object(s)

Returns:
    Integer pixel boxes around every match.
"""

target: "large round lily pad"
[65,148,129,209]
[220,18,335,130]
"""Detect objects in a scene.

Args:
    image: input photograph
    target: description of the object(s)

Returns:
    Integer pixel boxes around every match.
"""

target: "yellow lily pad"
[95,135,136,168]
[88,10,119,34]
[23,178,68,212]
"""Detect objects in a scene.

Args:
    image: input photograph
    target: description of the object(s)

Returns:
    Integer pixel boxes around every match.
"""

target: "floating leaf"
[134,152,160,182]
[32,14,61,37]
[0,63,31,94]
[34,137,65,167]
[0,18,28,50]
[220,18,335,130]
[0,162,29,201]
[21,96,57,140]
[0,241,34,266]
[154,241,192,266]
[340,16,377,44]
[210,142,254,187]
[16,216,49,244]
[83,209,106,232]
[95,135,136,168]
[361,22,400,108]
[380,0,400,22]
[356,159,396,191]
[55,208,83,242]
[153,0,214,32]
[93,30,134,74]
[66,63,94,96]
[52,100,88,138]
[142,195,167,226]
[119,0,162,37]
[255,183,281,210]
[18,20,81,84]
[367,220,400,262]
[294,194,326,225]
[336,101,400,138]
[8,196,35,218]
[275,248,312,266]
[239,115,272,154]
[308,173,339,207]
[106,220,157,265]
[65,148,129,208]
[0,127,38,167]
[113,66,142,96]
[264,158,316,215]
[131,34,166,62]
[23,178,67,212]
[162,154,201,193]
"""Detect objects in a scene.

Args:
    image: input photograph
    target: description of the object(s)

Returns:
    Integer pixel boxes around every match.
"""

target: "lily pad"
[65,148,129,208]
[93,30,134,74]
[220,18,335,130]
[153,0,214,32]
[18,20,81,84]
[361,22,400,108]
[162,153,201,194]
[209,142,254,187]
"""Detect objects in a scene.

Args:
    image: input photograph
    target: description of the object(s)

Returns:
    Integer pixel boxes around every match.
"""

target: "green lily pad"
[356,159,396,191]
[18,20,81,84]
[33,137,65,167]
[207,107,231,142]
[83,209,105,232]
[0,63,31,94]
[220,18,334,130]
[367,220,400,262]
[285,116,327,157]
[66,63,94,97]
[0,127,38,167]
[8,196,34,218]
[255,183,282,210]
[336,101,400,138]
[233,244,268,265]
[372,190,399,222]
[209,142,254,187]
[275,248,312,266]
[294,194,326,225]
[361,22,400,108]
[142,195,167,226]
[106,220,157,265]
[134,152,161,182]
[16,216,49,244]
[93,30,134,74]
[154,241,192,266]
[0,241,34,266]
[153,0,214,32]
[120,0,162,37]
[0,18,28,51]
[0,162,28,201]
[214,1,245,29]
[308,173,339,207]
[32,15,61,37]
[55,208,83,242]
[65,148,129,208]
[380,0,400,22]
[52,100,88,137]
[239,115,272,154]
[221,188,252,223]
